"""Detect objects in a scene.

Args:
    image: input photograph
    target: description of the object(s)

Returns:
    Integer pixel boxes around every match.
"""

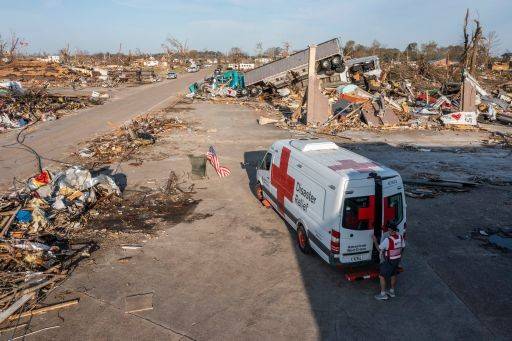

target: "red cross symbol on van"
[271,147,295,214]
[328,159,379,173]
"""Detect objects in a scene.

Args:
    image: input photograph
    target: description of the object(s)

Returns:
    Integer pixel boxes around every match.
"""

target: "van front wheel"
[297,226,311,254]
[255,183,264,201]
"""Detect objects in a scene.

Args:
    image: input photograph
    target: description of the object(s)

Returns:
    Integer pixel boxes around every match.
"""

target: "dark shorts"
[380,259,400,278]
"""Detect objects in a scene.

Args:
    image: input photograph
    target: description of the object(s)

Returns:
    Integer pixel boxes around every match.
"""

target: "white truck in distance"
[256,139,406,267]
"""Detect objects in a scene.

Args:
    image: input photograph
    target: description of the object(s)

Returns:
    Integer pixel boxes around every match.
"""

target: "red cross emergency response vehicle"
[256,139,406,274]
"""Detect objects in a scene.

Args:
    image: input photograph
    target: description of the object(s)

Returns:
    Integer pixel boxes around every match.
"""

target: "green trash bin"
[189,155,206,179]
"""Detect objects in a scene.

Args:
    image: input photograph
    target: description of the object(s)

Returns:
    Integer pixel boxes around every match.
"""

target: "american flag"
[206,146,231,177]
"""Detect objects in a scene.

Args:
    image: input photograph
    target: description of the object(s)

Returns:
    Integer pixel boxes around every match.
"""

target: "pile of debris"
[460,227,512,253]
[0,59,91,88]
[105,67,160,86]
[0,166,120,325]
[0,83,100,133]
[75,113,189,166]
[188,37,511,134]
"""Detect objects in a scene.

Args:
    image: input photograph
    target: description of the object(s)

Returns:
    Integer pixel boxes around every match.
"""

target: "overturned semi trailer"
[244,38,344,95]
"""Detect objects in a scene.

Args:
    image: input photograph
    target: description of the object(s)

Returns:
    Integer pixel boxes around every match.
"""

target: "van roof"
[273,138,399,181]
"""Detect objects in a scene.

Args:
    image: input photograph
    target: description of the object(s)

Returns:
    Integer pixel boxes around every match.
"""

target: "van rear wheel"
[297,226,311,254]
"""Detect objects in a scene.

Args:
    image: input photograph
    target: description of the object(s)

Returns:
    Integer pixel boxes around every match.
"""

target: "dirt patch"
[183,212,213,223]
[87,190,202,232]
[163,105,195,113]
[248,225,282,239]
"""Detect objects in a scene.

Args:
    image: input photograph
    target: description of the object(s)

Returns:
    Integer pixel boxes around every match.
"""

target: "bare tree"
[343,40,355,57]
[282,41,291,57]
[74,48,89,65]
[482,31,500,67]
[255,42,263,57]
[162,36,189,61]
[59,44,71,64]
[370,40,381,55]
[421,41,439,61]
[461,9,483,74]
[229,47,246,63]
[264,46,282,60]
[5,31,25,63]
[0,34,7,60]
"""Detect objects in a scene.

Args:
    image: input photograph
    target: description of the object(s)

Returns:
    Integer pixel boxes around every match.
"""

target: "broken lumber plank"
[0,206,21,237]
[0,322,28,333]
[0,275,65,306]
[7,298,79,321]
[434,179,478,187]
[404,180,464,188]
[0,293,35,324]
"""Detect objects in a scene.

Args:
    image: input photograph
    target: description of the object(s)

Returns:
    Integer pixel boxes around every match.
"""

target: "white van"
[256,139,406,267]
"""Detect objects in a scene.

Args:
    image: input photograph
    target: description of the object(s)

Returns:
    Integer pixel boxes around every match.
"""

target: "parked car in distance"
[167,71,177,79]
[186,66,199,73]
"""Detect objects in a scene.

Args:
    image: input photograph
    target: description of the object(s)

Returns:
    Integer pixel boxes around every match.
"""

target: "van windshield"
[384,193,403,227]
[342,196,373,230]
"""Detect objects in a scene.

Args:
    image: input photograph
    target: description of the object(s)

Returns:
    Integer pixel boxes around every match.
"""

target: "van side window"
[343,196,371,230]
[260,153,272,171]
[384,193,403,227]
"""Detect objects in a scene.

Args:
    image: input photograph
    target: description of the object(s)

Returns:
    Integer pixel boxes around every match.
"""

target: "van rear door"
[339,180,374,264]
[382,177,405,233]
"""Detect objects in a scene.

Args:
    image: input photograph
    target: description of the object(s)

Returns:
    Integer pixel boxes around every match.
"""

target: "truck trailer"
[244,38,344,95]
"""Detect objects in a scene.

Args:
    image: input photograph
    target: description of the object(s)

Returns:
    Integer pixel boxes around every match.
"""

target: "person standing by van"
[373,224,405,300]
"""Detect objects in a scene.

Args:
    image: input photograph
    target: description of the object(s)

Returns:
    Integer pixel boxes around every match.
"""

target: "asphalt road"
[0,69,208,190]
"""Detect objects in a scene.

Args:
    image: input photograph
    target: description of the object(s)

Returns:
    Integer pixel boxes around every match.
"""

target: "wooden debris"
[0,293,35,324]
[0,322,28,333]
[7,299,79,321]
[121,244,143,250]
[0,206,21,237]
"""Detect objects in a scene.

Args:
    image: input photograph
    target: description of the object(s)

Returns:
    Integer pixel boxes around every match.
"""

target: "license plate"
[350,255,364,262]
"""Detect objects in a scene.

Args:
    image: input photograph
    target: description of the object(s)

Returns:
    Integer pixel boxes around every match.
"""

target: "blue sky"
[0,0,510,55]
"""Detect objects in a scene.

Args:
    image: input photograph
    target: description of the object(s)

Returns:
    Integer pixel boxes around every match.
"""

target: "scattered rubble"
[187,39,511,137]
[0,59,164,89]
[74,112,190,167]
[0,166,119,325]
[459,227,512,253]
[0,84,101,133]
[403,173,477,199]
[0,164,199,328]
[0,59,91,88]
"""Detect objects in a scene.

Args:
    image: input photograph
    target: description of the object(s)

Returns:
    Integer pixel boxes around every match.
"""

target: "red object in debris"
[343,266,380,281]
[34,170,51,185]
[342,264,404,281]
[339,93,368,103]
[416,92,452,109]
[451,113,462,120]
[416,92,437,104]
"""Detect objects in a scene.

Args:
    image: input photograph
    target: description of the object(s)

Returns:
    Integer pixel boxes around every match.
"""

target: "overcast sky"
[0,0,510,55]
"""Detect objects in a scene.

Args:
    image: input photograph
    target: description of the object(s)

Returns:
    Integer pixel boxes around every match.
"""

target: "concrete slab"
[6,101,511,340]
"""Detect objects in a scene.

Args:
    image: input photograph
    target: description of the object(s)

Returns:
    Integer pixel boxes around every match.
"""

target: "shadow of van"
[242,150,267,197]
